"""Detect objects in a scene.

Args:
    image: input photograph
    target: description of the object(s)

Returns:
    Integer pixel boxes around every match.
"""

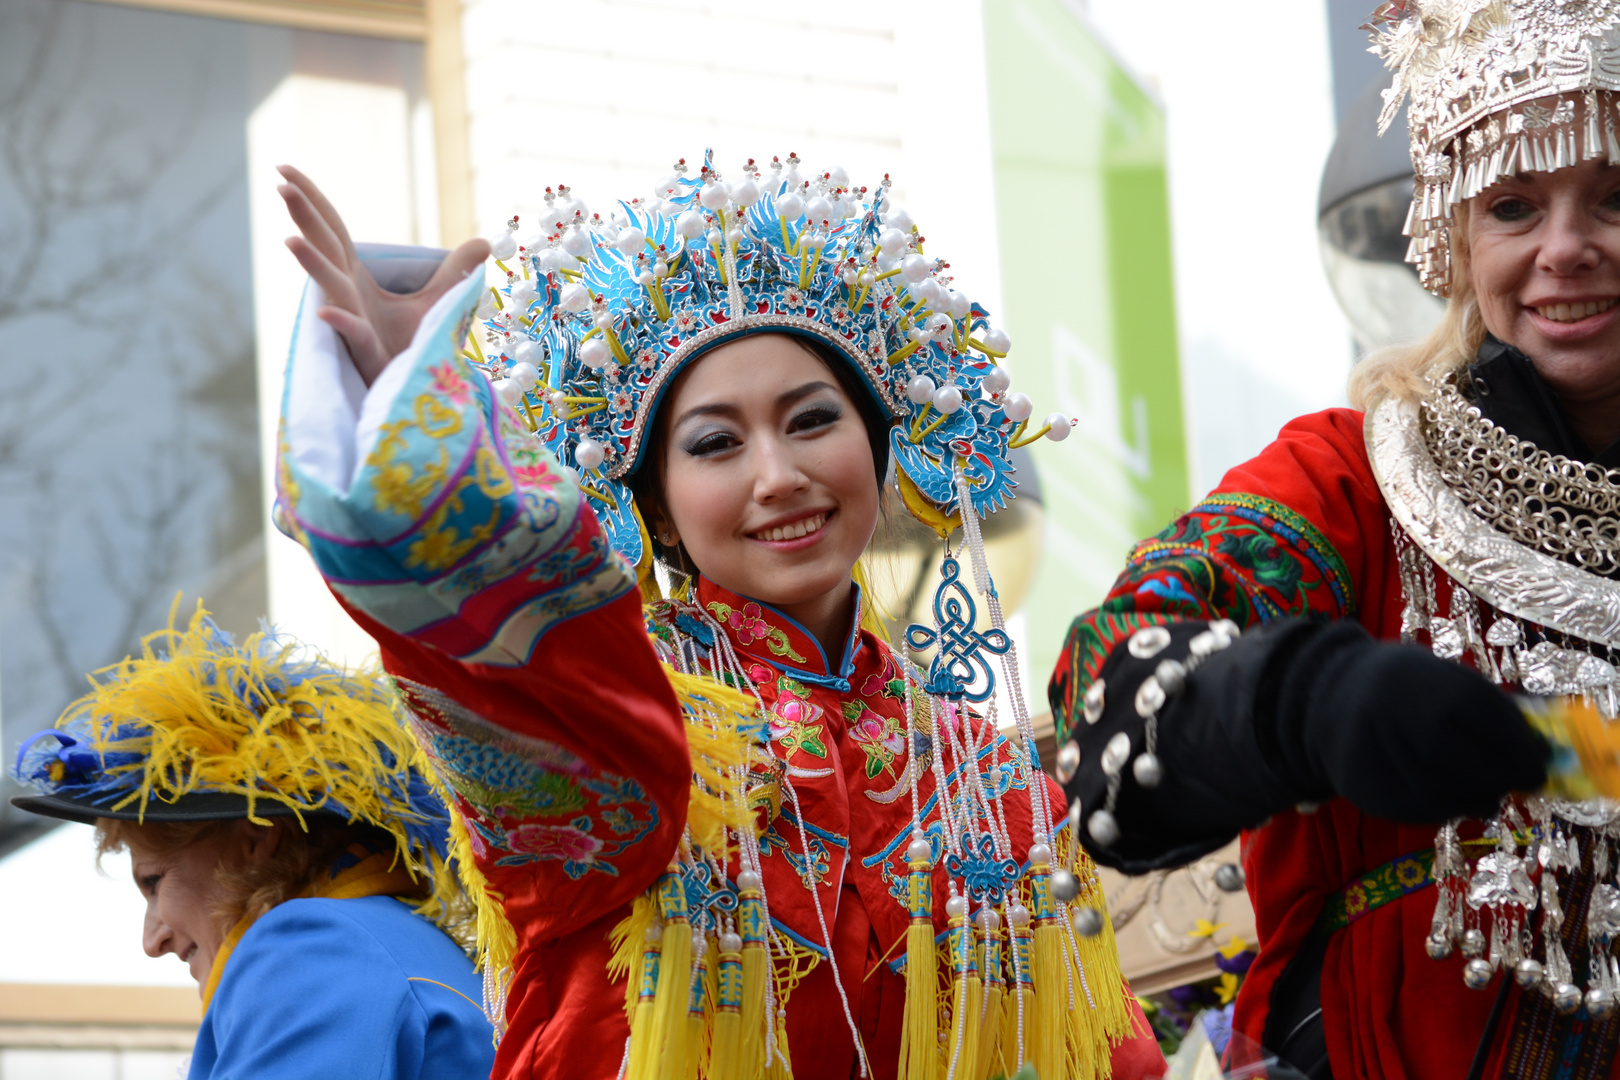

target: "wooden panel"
[0,984,199,1026]
[81,0,427,40]
[0,1022,195,1050]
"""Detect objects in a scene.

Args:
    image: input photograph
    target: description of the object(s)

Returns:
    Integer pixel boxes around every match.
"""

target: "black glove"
[1057,617,1550,873]
[1266,619,1549,824]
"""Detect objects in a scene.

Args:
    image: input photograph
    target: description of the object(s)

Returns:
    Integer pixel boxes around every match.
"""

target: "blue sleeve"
[193,899,485,1080]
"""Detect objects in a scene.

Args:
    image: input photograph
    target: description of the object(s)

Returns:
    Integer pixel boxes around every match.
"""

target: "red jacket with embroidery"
[1049,407,1602,1079]
[275,273,1164,1080]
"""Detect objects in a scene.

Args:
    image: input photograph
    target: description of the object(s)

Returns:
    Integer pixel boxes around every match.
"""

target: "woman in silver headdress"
[1055,2,1620,1077]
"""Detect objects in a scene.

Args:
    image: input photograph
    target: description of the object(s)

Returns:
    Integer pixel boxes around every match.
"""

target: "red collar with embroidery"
[693,577,868,689]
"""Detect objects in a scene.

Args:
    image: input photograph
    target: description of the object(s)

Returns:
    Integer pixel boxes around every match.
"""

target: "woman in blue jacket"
[10,604,497,1080]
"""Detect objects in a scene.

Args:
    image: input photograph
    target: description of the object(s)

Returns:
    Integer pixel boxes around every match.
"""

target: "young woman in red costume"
[1053,3,1620,1078]
[271,152,1164,1080]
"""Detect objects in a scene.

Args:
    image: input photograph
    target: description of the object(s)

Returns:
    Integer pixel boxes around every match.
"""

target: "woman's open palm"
[277,165,490,386]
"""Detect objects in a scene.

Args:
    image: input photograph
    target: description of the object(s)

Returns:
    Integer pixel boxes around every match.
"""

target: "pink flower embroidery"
[747,663,774,685]
[727,602,771,646]
[507,822,603,863]
[850,711,906,758]
[431,361,472,405]
[773,692,816,732]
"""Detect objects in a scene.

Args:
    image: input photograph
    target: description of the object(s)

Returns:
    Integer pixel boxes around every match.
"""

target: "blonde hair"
[1348,202,1488,411]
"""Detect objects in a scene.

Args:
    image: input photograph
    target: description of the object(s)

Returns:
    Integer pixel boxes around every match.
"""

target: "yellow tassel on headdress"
[1061,835,1129,1080]
[634,503,664,604]
[737,881,770,1080]
[1002,915,1034,1077]
[710,929,745,1080]
[974,915,1005,1080]
[944,906,980,1080]
[611,894,663,1080]
[1028,856,1067,1080]
[685,934,716,1080]
[898,849,938,1080]
[652,869,692,1080]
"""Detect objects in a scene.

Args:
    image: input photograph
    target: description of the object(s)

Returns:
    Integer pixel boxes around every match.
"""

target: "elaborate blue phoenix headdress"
[473,150,1070,567]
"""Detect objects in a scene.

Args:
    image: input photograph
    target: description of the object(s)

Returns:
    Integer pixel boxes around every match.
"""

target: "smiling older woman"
[1051,3,1620,1079]
[9,609,495,1080]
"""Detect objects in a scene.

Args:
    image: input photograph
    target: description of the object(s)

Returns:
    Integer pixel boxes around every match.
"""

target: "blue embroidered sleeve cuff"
[274,257,636,665]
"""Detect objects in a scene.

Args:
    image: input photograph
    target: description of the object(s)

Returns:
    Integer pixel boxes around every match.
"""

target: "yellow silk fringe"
[765,1017,793,1080]
[610,894,661,1017]
[1061,835,1129,1080]
[710,944,743,1080]
[447,810,516,1033]
[582,599,1138,1080]
[899,921,939,1080]
[949,975,982,1080]
[663,665,759,856]
[738,941,768,1080]
[1001,988,1035,1078]
[614,897,660,1080]
[629,991,659,1080]
[711,1011,741,1080]
[603,861,1139,1080]
[975,979,1004,1080]
[685,943,717,1080]
[463,660,756,1048]
[652,917,692,1080]
[1030,921,1067,1080]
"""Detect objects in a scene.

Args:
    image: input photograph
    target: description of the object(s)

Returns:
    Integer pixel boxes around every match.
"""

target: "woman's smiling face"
[127,829,234,989]
[648,334,880,639]
[123,818,280,993]
[1466,155,1620,449]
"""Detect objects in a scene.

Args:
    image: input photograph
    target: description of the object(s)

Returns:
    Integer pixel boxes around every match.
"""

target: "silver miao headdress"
[1369,0,1620,295]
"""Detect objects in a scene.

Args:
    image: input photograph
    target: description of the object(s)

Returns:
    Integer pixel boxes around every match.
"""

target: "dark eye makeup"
[677,400,845,457]
[789,403,844,432]
[681,429,740,457]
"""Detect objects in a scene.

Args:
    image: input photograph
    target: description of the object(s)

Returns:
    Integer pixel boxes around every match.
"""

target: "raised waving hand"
[277,165,490,386]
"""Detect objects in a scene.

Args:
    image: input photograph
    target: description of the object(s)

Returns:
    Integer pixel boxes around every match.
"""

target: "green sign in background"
[983,0,1191,704]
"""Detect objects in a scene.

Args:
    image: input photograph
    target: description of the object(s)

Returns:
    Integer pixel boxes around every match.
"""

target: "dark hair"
[627,332,893,569]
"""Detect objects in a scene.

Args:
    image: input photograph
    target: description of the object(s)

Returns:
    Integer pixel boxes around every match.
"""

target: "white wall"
[456,0,1005,306]
[245,29,439,666]
[1081,0,1352,494]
